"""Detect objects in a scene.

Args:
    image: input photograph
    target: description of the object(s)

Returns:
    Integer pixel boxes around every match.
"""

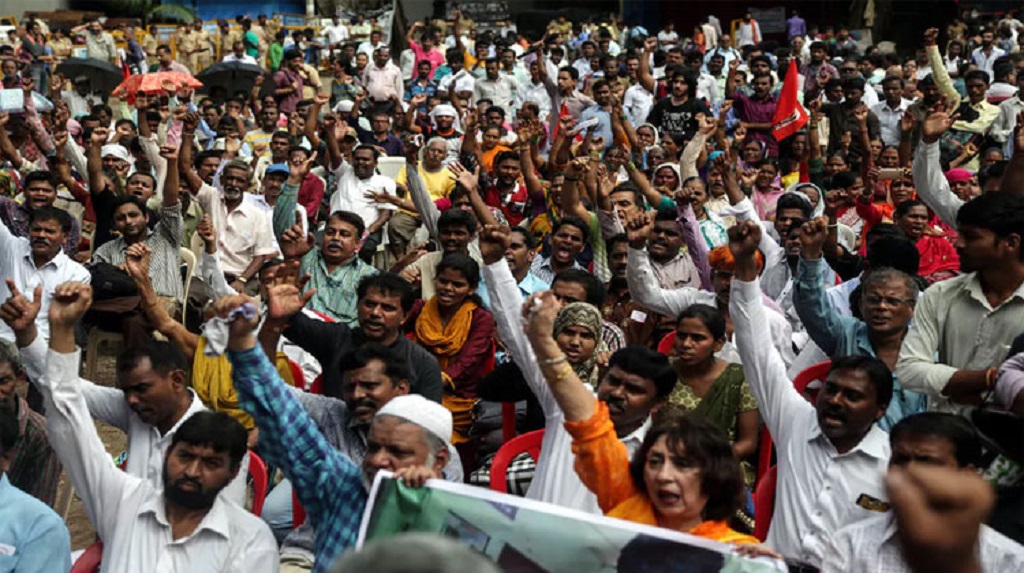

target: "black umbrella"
[195,61,269,100]
[55,58,123,97]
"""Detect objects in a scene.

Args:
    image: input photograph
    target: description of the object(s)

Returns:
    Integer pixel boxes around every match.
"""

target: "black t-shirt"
[646,97,710,140]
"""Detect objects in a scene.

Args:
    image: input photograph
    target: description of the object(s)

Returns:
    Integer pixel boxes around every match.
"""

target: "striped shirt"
[298,250,378,326]
[93,203,185,300]
[7,395,62,507]
[229,347,367,573]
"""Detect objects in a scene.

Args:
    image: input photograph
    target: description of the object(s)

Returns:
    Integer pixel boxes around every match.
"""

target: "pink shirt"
[410,40,445,79]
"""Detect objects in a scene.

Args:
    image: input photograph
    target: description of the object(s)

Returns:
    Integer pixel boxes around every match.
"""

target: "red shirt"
[483,183,530,226]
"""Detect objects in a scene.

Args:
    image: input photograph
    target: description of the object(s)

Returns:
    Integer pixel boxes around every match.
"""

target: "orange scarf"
[413,297,478,372]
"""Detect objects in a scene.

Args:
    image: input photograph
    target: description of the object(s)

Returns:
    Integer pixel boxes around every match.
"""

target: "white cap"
[101,144,130,162]
[376,395,453,445]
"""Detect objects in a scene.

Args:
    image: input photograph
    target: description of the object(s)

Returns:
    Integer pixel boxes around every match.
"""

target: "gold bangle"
[552,363,575,383]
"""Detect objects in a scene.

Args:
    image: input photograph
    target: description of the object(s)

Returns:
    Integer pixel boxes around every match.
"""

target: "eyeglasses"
[863,294,912,307]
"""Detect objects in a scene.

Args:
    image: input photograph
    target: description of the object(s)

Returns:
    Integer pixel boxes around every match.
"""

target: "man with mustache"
[276,205,378,325]
[257,304,462,560]
[0,171,82,259]
[179,114,276,293]
[2,273,249,504]
[30,282,277,571]
[730,221,893,571]
[219,291,453,573]
[259,270,442,404]
[0,205,89,344]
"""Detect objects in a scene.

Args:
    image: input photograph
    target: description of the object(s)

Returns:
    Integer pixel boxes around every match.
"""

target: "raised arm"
[85,127,112,196]
[793,218,853,356]
[560,157,593,221]
[40,282,133,541]
[220,293,365,540]
[728,222,813,445]
[179,112,205,194]
[624,210,702,316]
[914,105,964,227]
[639,37,657,93]
[125,244,198,360]
[998,111,1024,196]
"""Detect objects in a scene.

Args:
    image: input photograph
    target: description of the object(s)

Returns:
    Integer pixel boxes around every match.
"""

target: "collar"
[960,272,1024,310]
[151,390,204,438]
[138,491,232,541]
[807,420,890,460]
[23,247,67,270]
[620,415,652,445]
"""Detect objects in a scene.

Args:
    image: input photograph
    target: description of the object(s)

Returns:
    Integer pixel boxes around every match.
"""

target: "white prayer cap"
[101,144,130,162]
[376,395,453,445]
[430,104,457,119]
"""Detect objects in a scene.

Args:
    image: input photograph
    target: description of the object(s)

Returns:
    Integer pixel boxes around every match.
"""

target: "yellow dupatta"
[413,298,479,443]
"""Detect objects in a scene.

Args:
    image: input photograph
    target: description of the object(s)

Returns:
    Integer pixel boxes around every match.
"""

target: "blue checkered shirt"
[228,347,367,573]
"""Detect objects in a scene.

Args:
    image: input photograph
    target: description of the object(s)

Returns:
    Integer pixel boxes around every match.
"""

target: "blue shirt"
[0,474,71,573]
[793,257,927,431]
[578,105,614,151]
[229,347,367,573]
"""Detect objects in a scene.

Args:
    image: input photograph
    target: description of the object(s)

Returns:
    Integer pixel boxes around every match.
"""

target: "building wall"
[7,0,68,18]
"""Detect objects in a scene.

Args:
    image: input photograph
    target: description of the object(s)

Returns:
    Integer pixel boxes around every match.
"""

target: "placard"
[359,472,784,573]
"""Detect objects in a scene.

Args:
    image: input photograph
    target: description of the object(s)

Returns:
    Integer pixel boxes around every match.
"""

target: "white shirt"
[195,183,277,276]
[39,348,278,573]
[972,46,1007,81]
[517,77,556,121]
[871,98,912,146]
[626,247,796,367]
[221,53,258,65]
[657,30,679,51]
[61,90,101,117]
[356,40,388,57]
[20,335,249,504]
[483,259,649,514]
[0,221,90,343]
[731,278,891,568]
[473,75,518,113]
[242,193,308,257]
[822,513,1024,573]
[623,82,654,126]
[322,23,349,46]
[328,160,397,229]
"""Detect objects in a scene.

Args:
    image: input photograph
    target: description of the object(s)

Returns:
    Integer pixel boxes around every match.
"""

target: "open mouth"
[655,490,681,506]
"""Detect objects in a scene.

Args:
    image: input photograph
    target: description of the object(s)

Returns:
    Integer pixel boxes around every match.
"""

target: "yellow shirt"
[396,164,456,202]
[192,336,296,430]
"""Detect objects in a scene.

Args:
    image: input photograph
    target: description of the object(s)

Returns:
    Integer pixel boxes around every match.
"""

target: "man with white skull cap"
[218,292,455,573]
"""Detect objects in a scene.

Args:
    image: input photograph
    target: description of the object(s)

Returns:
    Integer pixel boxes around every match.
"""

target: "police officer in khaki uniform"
[141,29,159,70]
[175,24,198,73]
[218,20,241,61]
[192,20,214,72]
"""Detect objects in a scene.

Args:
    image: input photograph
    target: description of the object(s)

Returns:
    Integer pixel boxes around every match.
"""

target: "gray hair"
[0,339,23,376]
[862,267,919,305]
[329,533,500,573]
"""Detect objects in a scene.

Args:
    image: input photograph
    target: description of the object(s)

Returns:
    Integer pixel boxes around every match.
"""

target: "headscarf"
[553,302,606,386]
[653,162,683,192]
[429,104,462,132]
[785,182,824,218]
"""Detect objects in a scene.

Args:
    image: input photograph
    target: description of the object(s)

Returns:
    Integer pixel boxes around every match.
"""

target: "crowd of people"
[0,5,1023,573]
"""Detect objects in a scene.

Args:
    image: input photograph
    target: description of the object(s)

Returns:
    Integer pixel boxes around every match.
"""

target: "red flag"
[772,60,808,142]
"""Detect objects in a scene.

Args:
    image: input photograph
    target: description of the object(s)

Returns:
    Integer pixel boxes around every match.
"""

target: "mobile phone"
[878,168,902,180]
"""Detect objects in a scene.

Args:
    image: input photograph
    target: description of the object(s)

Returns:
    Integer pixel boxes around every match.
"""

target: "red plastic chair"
[657,331,676,356]
[287,359,306,391]
[752,466,778,542]
[756,361,831,483]
[308,374,323,395]
[248,451,269,517]
[489,429,544,493]
[70,541,103,573]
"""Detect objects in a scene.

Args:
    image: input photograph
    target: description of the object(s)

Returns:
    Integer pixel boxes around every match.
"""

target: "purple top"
[733,92,780,157]
[676,202,713,291]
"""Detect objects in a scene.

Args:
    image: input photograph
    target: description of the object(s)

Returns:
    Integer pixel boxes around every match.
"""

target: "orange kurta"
[564,401,757,544]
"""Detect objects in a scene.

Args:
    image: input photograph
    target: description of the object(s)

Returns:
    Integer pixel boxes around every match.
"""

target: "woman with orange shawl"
[406,253,495,471]
[521,290,780,559]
